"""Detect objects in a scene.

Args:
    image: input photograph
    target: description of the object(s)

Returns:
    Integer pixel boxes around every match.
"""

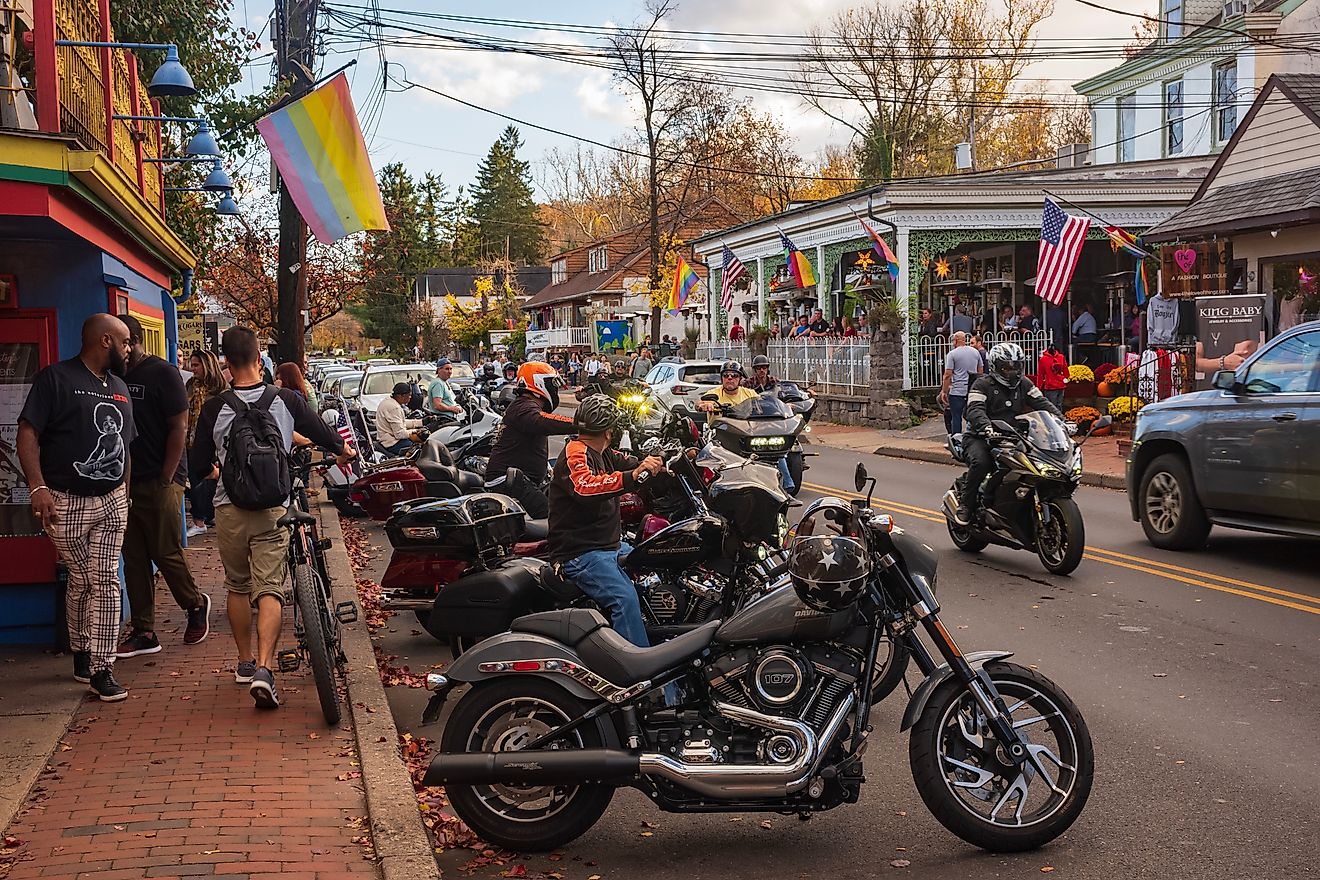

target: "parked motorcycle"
[420,462,1093,853]
[704,390,809,496]
[429,387,501,452]
[941,413,1111,575]
[347,432,487,521]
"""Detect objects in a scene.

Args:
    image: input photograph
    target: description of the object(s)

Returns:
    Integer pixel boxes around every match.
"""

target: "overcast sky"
[236,0,1143,197]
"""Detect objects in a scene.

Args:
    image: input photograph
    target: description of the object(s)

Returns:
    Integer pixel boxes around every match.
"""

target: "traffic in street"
[360,441,1320,880]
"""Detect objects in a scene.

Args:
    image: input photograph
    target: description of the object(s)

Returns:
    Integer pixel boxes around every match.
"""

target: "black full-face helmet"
[789,497,871,612]
[574,393,621,434]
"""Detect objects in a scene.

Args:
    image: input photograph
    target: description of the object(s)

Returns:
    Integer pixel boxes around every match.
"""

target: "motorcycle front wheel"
[909,661,1093,852]
[441,678,614,851]
[1034,498,1084,575]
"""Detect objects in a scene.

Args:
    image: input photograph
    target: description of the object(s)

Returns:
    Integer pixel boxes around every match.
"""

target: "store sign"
[1160,241,1233,298]
[0,343,41,538]
[177,310,204,351]
[526,329,550,349]
[1194,294,1266,389]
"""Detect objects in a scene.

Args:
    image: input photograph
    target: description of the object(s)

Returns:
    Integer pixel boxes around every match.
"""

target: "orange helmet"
[516,361,562,410]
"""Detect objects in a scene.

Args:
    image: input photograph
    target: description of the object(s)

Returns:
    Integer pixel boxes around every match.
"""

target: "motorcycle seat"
[522,518,548,541]
[575,619,721,686]
[511,608,606,645]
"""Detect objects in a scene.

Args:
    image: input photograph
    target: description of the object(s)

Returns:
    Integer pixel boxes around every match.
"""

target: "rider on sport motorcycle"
[483,362,574,518]
[955,341,1062,526]
[547,394,664,647]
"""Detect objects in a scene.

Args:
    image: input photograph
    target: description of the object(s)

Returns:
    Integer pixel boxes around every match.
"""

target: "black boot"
[73,651,91,683]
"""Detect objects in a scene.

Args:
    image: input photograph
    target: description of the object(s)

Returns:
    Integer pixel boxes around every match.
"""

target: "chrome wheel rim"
[465,697,582,823]
[1145,472,1181,534]
[936,680,1080,828]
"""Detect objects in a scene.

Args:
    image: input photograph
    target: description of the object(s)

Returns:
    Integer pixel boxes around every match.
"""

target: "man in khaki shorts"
[189,326,354,709]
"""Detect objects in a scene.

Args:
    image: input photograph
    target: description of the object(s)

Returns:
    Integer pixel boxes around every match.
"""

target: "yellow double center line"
[800,481,1320,616]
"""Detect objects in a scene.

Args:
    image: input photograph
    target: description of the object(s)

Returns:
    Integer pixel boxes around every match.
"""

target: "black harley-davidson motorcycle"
[942,412,1111,576]
[420,462,1092,853]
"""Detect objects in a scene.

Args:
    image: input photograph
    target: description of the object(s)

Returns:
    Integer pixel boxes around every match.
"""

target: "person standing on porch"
[116,316,211,661]
[17,314,135,701]
[729,317,745,341]
[1037,342,1068,411]
[939,332,982,436]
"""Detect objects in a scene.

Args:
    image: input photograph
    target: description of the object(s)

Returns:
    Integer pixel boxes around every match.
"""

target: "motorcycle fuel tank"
[623,514,725,572]
[715,582,854,645]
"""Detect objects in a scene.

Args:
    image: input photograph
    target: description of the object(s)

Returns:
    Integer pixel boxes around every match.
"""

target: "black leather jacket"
[964,375,1060,435]
[485,391,576,484]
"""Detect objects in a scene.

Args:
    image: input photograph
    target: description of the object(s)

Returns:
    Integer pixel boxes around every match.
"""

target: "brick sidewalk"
[1,531,381,880]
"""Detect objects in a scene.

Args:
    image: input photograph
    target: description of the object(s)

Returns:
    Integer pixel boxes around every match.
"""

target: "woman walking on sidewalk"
[185,349,226,538]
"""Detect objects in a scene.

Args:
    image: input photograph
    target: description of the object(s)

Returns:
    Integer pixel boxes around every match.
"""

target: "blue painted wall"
[0,239,104,359]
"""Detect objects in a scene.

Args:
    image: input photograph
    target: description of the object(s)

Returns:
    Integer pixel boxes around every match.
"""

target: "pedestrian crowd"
[18,314,352,707]
[766,309,867,340]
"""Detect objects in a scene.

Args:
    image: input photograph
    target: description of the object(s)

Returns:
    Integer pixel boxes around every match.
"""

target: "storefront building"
[0,0,197,642]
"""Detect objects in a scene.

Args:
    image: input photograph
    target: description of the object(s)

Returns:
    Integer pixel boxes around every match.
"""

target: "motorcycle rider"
[955,341,1063,526]
[742,355,778,392]
[547,394,663,647]
[483,362,575,518]
[699,360,796,493]
[594,357,632,399]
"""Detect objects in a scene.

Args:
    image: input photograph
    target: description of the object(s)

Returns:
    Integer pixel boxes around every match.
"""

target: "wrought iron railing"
[911,329,1054,389]
[695,340,872,394]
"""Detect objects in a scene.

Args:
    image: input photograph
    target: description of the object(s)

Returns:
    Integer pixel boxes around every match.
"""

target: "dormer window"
[1162,0,1183,40]
[551,259,566,285]
[588,246,609,274]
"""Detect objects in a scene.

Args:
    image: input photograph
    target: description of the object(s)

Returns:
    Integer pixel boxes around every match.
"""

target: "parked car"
[322,372,363,408]
[315,366,360,395]
[447,362,477,389]
[642,359,725,417]
[1126,320,1320,549]
[360,362,441,436]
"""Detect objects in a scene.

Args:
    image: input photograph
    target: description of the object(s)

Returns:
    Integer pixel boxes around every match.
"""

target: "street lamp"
[201,159,233,193]
[166,186,240,217]
[113,115,220,157]
[54,41,196,98]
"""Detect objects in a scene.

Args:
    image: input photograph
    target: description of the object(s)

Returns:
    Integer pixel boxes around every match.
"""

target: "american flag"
[720,245,747,313]
[1036,199,1091,306]
[334,408,357,478]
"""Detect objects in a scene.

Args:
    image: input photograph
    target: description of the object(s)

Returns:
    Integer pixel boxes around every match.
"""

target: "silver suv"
[1126,320,1320,549]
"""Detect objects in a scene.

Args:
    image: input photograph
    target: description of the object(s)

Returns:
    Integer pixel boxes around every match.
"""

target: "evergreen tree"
[470,126,545,264]
[418,173,449,267]
[352,163,429,352]
[855,117,895,185]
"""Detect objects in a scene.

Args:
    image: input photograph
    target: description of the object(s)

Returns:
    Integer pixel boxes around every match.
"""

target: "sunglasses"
[721,372,741,378]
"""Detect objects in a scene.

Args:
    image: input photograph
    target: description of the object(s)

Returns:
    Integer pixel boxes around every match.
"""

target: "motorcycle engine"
[703,645,861,728]
[635,570,725,625]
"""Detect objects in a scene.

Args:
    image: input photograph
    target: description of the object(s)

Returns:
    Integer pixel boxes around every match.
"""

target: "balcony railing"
[527,326,593,349]
[22,0,164,214]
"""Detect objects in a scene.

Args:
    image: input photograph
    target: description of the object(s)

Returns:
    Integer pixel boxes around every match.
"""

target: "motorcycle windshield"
[1018,411,1072,454]
[728,392,794,420]
[695,443,787,502]
[776,382,808,403]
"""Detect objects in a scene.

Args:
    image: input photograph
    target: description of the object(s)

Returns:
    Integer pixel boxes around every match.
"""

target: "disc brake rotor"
[484,713,559,804]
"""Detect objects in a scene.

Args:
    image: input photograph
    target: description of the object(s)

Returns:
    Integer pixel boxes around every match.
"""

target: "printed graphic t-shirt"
[19,357,136,496]
[125,354,190,485]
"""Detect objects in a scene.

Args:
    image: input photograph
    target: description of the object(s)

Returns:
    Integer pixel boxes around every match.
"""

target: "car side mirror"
[1211,370,1238,392]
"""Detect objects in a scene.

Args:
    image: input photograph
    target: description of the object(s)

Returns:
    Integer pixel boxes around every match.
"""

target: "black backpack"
[220,386,291,510]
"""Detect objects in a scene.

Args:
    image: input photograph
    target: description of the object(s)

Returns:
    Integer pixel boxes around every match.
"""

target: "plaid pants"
[48,486,129,673]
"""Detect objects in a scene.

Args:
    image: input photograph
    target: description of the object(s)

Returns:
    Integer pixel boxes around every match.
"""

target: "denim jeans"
[384,438,414,455]
[776,456,796,493]
[563,543,648,648]
[945,394,967,435]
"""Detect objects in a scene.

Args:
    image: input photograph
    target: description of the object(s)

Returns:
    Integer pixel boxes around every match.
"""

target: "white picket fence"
[910,330,1053,389]
[696,340,871,394]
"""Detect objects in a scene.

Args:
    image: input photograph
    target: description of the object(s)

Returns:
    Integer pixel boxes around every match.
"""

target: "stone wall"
[808,329,913,429]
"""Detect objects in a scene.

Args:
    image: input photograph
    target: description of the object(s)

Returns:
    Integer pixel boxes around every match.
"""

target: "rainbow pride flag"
[857,217,900,282]
[669,256,700,316]
[257,74,390,243]
[779,231,817,289]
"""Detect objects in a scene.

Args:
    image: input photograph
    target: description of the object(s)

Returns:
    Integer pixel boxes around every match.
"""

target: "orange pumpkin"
[1096,381,1115,398]
[1091,424,1113,437]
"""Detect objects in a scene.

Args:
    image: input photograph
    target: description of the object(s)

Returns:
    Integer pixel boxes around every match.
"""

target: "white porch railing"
[528,326,593,349]
[695,340,871,394]
[910,330,1053,389]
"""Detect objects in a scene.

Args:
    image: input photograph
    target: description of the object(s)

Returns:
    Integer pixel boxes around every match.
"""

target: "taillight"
[701,467,716,484]
[672,383,693,395]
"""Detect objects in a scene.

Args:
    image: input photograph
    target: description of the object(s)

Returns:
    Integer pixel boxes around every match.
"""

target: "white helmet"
[987,342,1025,387]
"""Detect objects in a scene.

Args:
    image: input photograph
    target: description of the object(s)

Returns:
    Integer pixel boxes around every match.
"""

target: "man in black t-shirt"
[116,316,210,662]
[17,314,135,702]
[807,308,831,337]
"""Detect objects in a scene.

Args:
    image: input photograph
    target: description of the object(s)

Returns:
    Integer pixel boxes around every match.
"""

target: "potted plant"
[867,296,905,334]
[1064,364,1095,400]
[748,322,771,355]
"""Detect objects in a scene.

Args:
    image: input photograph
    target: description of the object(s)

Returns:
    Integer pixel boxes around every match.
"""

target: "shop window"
[1164,78,1184,155]
[115,292,130,315]
[1268,257,1320,331]
[1214,61,1239,144]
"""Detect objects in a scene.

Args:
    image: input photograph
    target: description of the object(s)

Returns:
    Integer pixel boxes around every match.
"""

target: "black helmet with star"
[788,496,871,612]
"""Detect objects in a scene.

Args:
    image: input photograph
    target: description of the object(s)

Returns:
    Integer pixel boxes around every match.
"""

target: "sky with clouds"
[237,0,1144,198]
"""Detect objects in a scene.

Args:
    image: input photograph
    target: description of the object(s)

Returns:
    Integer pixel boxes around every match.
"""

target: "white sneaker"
[186,523,208,538]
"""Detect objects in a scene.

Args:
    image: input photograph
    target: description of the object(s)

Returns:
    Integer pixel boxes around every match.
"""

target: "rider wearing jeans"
[956,342,1061,526]
[546,395,663,647]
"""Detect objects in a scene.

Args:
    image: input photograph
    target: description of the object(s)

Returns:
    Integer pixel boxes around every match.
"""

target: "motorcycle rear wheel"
[1035,498,1084,576]
[441,678,614,851]
[946,518,989,553]
[909,661,1093,852]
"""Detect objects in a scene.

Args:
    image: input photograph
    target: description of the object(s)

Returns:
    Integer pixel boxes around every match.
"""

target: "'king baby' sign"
[1159,240,1233,297]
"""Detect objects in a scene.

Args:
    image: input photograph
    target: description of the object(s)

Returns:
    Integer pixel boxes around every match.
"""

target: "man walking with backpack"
[190,327,355,709]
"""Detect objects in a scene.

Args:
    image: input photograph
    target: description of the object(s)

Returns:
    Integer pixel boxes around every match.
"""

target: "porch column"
[817,243,828,319]
[897,226,912,390]
[756,256,766,325]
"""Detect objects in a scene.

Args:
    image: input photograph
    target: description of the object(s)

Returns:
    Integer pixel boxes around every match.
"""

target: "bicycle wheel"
[294,563,340,725]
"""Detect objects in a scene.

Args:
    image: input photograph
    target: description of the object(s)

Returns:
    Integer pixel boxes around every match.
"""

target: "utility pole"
[275,0,317,365]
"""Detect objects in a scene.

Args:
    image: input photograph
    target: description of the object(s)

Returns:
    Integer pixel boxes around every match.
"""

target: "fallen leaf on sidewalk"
[890,859,911,868]
[1,836,23,849]
[308,732,321,739]
[135,831,157,839]
[1041,867,1055,873]
[759,820,773,830]
[499,866,526,878]
[640,821,659,829]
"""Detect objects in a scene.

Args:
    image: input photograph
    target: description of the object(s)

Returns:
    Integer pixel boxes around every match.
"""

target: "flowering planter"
[1064,380,1095,399]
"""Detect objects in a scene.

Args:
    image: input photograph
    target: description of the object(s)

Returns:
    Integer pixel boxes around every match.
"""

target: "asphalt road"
[355,443,1320,880]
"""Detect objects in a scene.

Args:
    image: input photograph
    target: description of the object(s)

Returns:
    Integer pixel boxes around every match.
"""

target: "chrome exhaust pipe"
[941,489,961,521]
[379,592,435,612]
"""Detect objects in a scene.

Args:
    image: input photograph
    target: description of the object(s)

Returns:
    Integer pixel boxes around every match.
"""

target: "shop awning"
[1144,165,1320,241]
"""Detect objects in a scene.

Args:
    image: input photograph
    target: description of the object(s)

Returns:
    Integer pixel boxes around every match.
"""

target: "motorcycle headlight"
[749,436,789,450]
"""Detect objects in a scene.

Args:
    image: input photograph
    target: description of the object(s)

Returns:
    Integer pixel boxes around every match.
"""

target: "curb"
[843,442,1127,491]
[318,501,442,880]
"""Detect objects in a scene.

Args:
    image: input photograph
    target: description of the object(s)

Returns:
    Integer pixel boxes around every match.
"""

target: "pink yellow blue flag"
[778,231,817,289]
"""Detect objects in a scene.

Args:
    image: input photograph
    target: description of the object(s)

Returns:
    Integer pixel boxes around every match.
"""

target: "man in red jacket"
[1037,342,1068,411]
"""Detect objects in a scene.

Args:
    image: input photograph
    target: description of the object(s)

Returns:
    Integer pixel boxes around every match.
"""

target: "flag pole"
[1042,189,1156,260]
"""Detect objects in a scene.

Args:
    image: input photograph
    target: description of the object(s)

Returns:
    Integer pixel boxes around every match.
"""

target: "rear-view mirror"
[854,462,868,492]
[1211,370,1238,391]
[1090,415,1113,432]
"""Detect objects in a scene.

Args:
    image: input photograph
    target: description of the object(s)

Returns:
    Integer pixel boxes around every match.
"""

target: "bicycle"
[277,447,358,724]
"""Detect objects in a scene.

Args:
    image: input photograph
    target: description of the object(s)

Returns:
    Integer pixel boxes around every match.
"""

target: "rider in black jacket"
[484,362,574,518]
[955,342,1062,525]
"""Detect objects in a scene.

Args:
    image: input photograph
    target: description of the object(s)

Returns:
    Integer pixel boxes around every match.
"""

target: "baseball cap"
[435,357,452,369]
[392,382,412,396]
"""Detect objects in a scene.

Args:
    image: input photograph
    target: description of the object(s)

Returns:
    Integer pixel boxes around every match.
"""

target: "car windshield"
[337,375,362,396]
[1017,411,1071,453]
[362,368,431,395]
[728,392,794,420]
[682,365,722,386]
[450,363,475,381]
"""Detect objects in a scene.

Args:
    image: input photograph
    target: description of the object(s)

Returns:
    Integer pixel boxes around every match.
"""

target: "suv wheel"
[1139,454,1210,550]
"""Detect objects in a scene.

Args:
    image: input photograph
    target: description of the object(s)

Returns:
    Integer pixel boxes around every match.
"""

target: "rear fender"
[446,632,603,703]
[899,651,1014,731]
